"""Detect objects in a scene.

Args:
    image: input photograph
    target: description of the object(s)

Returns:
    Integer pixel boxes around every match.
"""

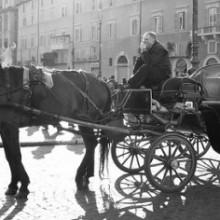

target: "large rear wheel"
[145,132,196,193]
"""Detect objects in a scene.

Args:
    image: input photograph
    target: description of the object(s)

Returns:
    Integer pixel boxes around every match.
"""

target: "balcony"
[50,34,70,50]
[197,25,220,40]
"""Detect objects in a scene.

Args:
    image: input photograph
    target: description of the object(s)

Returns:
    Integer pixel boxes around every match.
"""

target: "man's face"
[142,34,154,50]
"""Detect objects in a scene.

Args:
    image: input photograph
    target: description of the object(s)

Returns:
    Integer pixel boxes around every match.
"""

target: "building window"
[109,58,113,66]
[75,0,81,14]
[61,6,67,17]
[23,17,27,26]
[107,22,116,40]
[75,27,82,42]
[208,7,218,26]
[31,1,34,9]
[98,0,102,10]
[206,57,218,65]
[118,55,128,65]
[152,15,163,33]
[91,24,98,41]
[92,0,95,10]
[3,14,8,31]
[208,40,217,54]
[31,36,34,47]
[109,0,113,7]
[0,18,1,36]
[90,46,97,59]
[130,17,139,36]
[176,11,186,30]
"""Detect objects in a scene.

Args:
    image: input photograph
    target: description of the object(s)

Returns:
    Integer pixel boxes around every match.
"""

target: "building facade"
[0,0,220,81]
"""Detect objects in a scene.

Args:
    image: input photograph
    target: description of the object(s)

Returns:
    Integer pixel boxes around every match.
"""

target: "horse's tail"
[99,133,111,178]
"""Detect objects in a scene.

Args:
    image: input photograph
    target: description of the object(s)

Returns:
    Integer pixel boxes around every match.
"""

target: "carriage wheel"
[115,173,160,202]
[193,158,220,185]
[111,135,151,174]
[187,133,210,158]
[145,132,196,193]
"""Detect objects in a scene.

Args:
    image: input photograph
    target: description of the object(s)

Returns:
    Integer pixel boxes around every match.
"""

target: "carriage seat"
[159,77,203,110]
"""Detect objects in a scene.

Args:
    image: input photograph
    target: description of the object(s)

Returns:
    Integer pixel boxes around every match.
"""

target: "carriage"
[0,64,219,198]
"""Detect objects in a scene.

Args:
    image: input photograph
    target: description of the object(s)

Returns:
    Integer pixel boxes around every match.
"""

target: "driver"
[128,31,171,90]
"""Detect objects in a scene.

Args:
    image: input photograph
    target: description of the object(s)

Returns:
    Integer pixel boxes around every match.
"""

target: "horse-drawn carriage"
[0,64,219,197]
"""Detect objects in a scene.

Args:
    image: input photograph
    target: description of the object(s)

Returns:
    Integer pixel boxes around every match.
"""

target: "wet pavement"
[0,126,220,219]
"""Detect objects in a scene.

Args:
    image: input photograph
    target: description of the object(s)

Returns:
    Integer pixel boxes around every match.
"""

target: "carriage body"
[110,76,210,193]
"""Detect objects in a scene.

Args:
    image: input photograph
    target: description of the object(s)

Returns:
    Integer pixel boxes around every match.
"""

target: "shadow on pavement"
[72,157,220,220]
[111,157,220,220]
[0,196,27,220]
[31,128,60,159]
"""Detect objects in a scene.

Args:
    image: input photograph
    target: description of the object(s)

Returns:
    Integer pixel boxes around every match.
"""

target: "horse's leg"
[75,126,97,190]
[0,123,30,198]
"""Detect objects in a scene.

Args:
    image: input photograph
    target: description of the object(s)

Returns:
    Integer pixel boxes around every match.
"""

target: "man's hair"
[144,31,157,40]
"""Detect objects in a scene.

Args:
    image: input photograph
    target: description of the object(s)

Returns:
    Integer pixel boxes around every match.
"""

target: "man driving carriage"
[128,31,171,91]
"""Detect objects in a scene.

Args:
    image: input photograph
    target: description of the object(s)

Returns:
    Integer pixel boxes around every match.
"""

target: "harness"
[0,66,110,123]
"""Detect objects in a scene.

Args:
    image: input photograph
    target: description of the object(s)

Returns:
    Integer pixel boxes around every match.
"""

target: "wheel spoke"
[129,154,135,169]
[135,154,141,168]
[121,154,132,166]
[152,155,167,162]
[153,165,166,178]
[117,151,130,159]
[173,169,184,183]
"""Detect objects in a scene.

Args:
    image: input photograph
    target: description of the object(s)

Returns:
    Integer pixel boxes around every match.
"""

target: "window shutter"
[174,13,179,31]
[217,7,220,25]
[151,17,155,32]
[159,16,163,32]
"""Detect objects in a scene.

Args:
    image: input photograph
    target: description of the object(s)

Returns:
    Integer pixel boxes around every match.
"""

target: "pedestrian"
[1,42,16,67]
[128,31,171,89]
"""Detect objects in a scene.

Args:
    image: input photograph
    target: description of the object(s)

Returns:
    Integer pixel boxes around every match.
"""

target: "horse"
[0,65,112,198]
[191,64,220,154]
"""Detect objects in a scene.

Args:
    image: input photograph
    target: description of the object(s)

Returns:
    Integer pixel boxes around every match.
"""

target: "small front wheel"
[145,132,196,193]
[111,135,151,174]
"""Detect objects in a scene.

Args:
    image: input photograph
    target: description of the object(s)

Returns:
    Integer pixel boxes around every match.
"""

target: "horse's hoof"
[16,189,29,200]
[5,187,18,196]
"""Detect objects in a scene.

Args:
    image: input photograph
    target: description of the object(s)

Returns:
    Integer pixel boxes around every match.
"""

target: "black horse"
[0,65,112,198]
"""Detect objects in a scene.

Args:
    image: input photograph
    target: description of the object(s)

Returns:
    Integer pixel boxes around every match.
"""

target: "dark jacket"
[129,41,171,89]
[133,41,171,75]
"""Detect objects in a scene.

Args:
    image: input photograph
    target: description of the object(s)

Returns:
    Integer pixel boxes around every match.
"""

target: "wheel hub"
[170,159,179,170]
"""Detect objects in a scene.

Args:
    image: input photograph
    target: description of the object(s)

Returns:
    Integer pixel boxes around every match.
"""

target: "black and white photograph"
[0,0,220,219]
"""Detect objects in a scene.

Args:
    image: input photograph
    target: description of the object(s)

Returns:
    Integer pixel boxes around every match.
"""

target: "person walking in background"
[1,42,16,67]
[128,31,171,89]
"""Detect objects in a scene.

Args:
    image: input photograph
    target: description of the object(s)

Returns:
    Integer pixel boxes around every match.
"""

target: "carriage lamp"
[185,101,194,109]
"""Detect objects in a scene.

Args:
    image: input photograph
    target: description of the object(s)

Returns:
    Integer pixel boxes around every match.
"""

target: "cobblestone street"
[1,126,220,220]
